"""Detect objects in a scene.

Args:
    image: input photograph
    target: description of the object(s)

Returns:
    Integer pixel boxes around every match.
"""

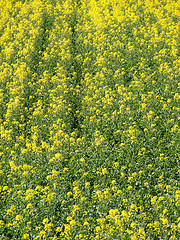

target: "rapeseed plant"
[0,0,179,239]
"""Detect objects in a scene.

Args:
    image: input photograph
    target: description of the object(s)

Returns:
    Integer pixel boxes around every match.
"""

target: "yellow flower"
[25,189,35,201]
[7,208,13,215]
[131,236,137,240]
[40,230,46,238]
[102,168,108,175]
[56,227,62,232]
[35,186,42,191]
[177,222,180,230]
[3,186,8,191]
[26,203,33,209]
[109,209,118,217]
[95,226,101,232]
[111,180,116,185]
[43,218,49,225]
[144,182,149,187]
[44,223,53,232]
[158,196,164,202]
[151,196,157,205]
[85,182,90,188]
[174,93,179,100]
[130,222,136,229]
[55,153,62,159]
[73,205,79,212]
[66,216,72,222]
[121,210,128,217]
[154,221,160,229]
[161,218,168,226]
[70,220,76,226]
[63,167,69,172]
[23,171,28,176]
[170,235,176,240]
[80,157,85,162]
[96,190,102,198]
[23,234,30,239]
[128,185,133,190]
[126,229,133,234]
[116,190,122,195]
[67,191,73,197]
[52,169,59,177]
[46,175,52,180]
[80,197,86,202]
[0,220,4,227]
[130,204,138,212]
[114,162,119,168]
[138,227,145,237]
[84,221,89,226]
[16,215,22,221]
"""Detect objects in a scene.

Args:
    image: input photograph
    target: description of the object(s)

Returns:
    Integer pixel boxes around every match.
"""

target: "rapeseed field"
[0,0,179,239]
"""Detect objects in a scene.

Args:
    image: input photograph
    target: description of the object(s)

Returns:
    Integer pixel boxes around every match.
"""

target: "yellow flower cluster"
[0,0,179,239]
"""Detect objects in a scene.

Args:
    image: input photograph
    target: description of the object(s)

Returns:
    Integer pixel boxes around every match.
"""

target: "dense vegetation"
[0,0,179,239]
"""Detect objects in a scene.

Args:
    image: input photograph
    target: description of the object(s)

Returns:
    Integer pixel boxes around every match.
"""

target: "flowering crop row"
[0,0,179,239]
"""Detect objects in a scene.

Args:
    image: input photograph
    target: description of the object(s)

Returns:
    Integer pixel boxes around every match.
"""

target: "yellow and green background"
[0,0,180,239]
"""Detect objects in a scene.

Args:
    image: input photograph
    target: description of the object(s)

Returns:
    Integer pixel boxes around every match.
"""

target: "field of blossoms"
[0,0,180,239]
